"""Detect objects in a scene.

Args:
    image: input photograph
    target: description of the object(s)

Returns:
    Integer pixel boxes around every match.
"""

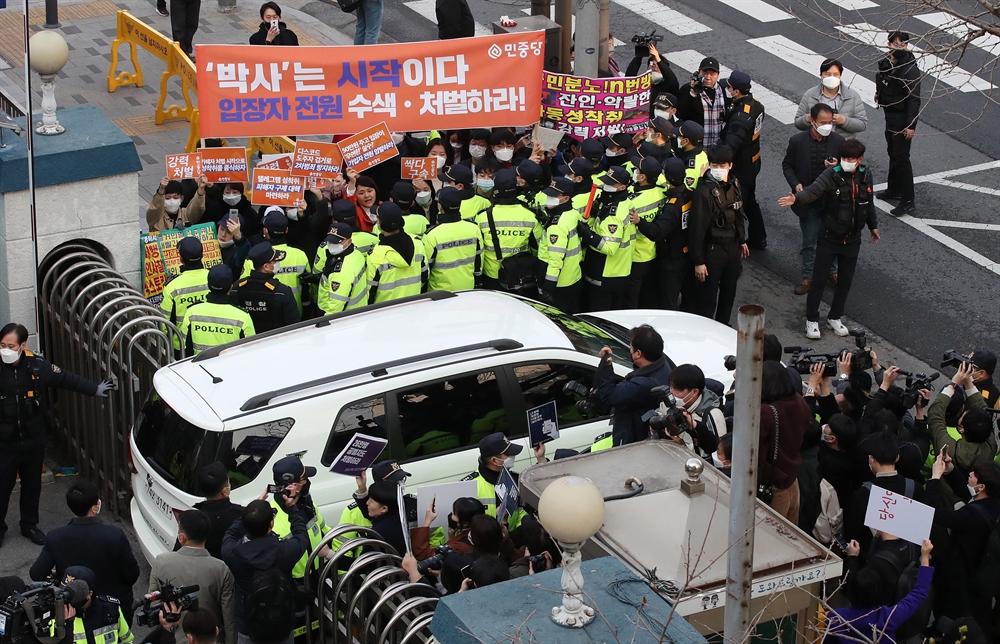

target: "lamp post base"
[550,541,595,628]
[36,122,65,135]
[551,604,595,628]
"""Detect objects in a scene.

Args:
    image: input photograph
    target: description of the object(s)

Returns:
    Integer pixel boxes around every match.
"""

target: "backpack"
[812,478,843,545]
[862,478,916,499]
[967,504,1000,598]
[869,543,932,641]
[246,565,295,643]
[337,0,364,12]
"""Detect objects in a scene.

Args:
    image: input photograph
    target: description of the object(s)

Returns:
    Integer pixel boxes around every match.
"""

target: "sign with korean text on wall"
[400,157,437,180]
[291,140,343,179]
[141,223,222,305]
[199,147,250,183]
[194,33,546,137]
[539,71,653,140]
[251,168,304,206]
[165,153,202,179]
[337,122,399,173]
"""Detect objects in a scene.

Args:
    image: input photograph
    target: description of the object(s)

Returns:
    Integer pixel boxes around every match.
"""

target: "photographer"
[665,364,724,456]
[267,457,330,582]
[60,566,134,644]
[624,39,679,102]
[964,349,998,409]
[592,324,672,446]
[758,361,810,524]
[509,519,560,578]
[675,56,727,147]
[411,497,484,560]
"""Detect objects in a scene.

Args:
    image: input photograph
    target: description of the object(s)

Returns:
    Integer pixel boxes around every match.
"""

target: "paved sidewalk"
[0,0,353,205]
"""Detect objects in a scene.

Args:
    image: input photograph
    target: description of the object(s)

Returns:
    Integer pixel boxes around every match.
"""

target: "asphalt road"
[299,0,1000,368]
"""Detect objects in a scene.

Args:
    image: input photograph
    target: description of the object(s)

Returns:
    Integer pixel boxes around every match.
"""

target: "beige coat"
[150,546,236,644]
[147,190,206,232]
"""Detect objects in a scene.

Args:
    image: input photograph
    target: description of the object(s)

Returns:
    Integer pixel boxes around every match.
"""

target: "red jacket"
[758,393,810,490]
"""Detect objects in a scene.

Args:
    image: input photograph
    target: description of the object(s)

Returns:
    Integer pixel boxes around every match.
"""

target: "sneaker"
[890,201,915,216]
[157,4,169,15]
[805,320,821,340]
[827,318,849,337]
[793,278,811,295]
[875,190,900,201]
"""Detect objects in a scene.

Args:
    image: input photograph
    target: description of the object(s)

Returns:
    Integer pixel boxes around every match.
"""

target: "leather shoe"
[890,201,915,216]
[875,190,900,201]
[827,273,838,287]
[21,526,46,545]
[793,278,811,295]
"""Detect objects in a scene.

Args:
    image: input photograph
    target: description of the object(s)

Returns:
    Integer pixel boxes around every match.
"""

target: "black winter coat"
[436,0,474,39]
[249,22,299,46]
[594,355,672,446]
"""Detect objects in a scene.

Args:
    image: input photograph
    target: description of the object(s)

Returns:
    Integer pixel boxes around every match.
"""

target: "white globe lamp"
[537,476,605,627]
[29,31,70,135]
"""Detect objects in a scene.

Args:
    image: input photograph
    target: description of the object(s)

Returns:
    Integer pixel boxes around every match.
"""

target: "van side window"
[397,371,506,460]
[513,363,603,427]
[222,418,295,490]
[322,396,388,467]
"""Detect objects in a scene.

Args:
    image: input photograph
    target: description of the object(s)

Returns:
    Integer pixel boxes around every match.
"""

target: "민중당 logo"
[488,44,503,60]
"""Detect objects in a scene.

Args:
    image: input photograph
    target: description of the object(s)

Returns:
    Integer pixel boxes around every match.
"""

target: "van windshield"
[520,300,634,368]
[134,389,292,495]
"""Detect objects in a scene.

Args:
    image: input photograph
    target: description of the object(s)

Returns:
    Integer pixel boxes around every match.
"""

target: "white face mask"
[840,160,858,173]
[822,76,841,90]
[969,484,982,498]
[632,170,640,183]
[502,455,515,469]
[815,123,834,137]
[434,156,446,169]
[651,71,664,85]
[450,141,463,150]
[725,87,734,99]
[218,238,235,248]
[646,132,657,143]
[415,190,433,206]
[709,167,729,182]
[654,109,672,120]
[286,208,299,221]
[390,132,405,145]
[0,348,21,364]
[223,193,241,206]
[712,454,726,469]
[271,261,281,273]
[163,198,182,214]
[602,184,619,193]
[495,148,514,162]
[545,195,562,209]
[469,145,487,159]
[327,243,345,255]
[606,149,625,158]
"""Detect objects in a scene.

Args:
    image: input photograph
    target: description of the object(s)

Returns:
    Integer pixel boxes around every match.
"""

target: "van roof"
[156,291,577,425]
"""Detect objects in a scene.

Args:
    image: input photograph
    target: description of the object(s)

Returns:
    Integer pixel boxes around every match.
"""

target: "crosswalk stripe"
[913,12,1000,56]
[610,0,712,36]
[713,0,792,22]
[402,0,492,36]
[663,49,798,124]
[837,23,995,93]
[823,0,878,9]
[747,35,878,106]
[519,8,626,46]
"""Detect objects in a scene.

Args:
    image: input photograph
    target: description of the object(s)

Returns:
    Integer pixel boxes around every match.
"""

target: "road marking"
[837,23,995,93]
[713,0,792,22]
[913,12,1000,56]
[823,0,878,8]
[748,35,877,106]
[934,179,1000,196]
[918,219,1000,232]
[911,160,1000,182]
[611,0,712,36]
[519,8,626,46]
[664,49,798,124]
[403,0,491,36]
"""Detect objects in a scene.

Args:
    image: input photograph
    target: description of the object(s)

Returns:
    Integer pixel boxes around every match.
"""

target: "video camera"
[723,355,737,371]
[631,30,663,46]
[0,580,89,644]
[563,381,606,416]
[940,350,974,370]
[416,545,454,574]
[896,369,940,409]
[643,385,692,439]
[785,328,874,378]
[133,582,199,628]
[690,72,707,93]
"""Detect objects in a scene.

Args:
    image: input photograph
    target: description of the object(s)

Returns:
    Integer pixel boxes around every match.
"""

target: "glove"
[95,378,115,398]
[299,271,321,285]
[540,278,557,293]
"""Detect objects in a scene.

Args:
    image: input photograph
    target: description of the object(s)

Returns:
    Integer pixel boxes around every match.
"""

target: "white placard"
[415,481,479,530]
[863,484,934,545]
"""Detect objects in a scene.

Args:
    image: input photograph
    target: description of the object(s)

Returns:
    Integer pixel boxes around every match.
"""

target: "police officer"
[422,187,483,292]
[62,566,134,644]
[232,242,300,333]
[268,457,330,584]
[475,169,536,291]
[645,117,674,161]
[439,165,489,223]
[160,237,209,333]
[675,121,709,191]
[317,223,369,314]
[0,323,112,547]
[655,158,695,311]
[721,71,767,250]
[243,209,311,315]
[180,265,256,355]
[576,166,635,312]
[563,158,597,220]
[652,92,681,128]
[599,133,635,165]
[388,182,430,238]
[579,139,607,175]
[624,157,667,308]
[515,159,547,213]
[689,145,749,325]
[537,177,583,313]
[367,203,427,304]
[461,433,543,530]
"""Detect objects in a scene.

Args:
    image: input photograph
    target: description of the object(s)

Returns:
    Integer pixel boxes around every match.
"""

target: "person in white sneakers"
[778,139,879,340]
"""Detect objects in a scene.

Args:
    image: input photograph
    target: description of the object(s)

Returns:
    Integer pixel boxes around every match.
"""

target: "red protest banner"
[251,169,304,207]
[257,156,293,170]
[291,140,343,179]
[337,122,399,173]
[400,157,437,180]
[199,147,249,183]
[195,33,546,137]
[166,153,202,179]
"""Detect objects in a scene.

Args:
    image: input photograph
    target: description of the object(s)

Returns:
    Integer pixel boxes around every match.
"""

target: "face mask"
[545,195,562,209]
[434,156,446,169]
[969,485,981,498]
[654,109,672,120]
[651,71,664,85]
[495,148,514,162]
[223,193,241,206]
[725,87,734,99]
[327,243,345,255]
[602,184,619,193]
[271,261,281,273]
[709,167,729,182]
[840,160,858,173]
[415,190,432,206]
[390,132,405,145]
[0,348,20,364]
[606,149,625,158]
[163,198,182,214]
[815,123,834,137]
[450,141,463,150]
[218,238,235,248]
[477,178,495,192]
[632,170,640,183]
[822,76,841,90]
[646,133,657,143]
[448,516,460,531]
[286,208,299,221]
[712,454,726,469]
[469,145,487,159]
[502,455,515,469]
[678,138,689,149]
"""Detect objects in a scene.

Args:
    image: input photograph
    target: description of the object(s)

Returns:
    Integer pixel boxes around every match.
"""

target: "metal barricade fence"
[38,241,183,516]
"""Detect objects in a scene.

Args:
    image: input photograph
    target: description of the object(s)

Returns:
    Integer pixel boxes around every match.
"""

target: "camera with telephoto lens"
[723,355,737,371]
[846,329,874,372]
[527,553,547,569]
[0,580,89,644]
[690,72,707,93]
[631,30,663,46]
[940,350,974,370]
[897,370,939,410]
[784,346,839,378]
[133,582,200,627]
[563,380,606,416]
[416,545,454,574]
[644,385,692,439]
[267,472,295,495]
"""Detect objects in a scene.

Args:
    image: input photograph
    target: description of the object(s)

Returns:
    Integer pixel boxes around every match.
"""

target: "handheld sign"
[415,481,479,530]
[338,122,399,173]
[495,466,519,523]
[251,169,304,207]
[257,154,293,171]
[532,123,563,154]
[527,400,560,446]
[400,158,437,180]
[863,484,934,546]
[166,153,202,179]
[329,433,388,476]
[397,484,412,553]
[291,141,343,179]
[199,147,249,183]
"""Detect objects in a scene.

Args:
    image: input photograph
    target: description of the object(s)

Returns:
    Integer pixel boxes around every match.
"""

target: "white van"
[129,291,736,562]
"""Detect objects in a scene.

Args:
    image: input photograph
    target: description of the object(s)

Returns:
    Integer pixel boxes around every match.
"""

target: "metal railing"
[38,241,183,516]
